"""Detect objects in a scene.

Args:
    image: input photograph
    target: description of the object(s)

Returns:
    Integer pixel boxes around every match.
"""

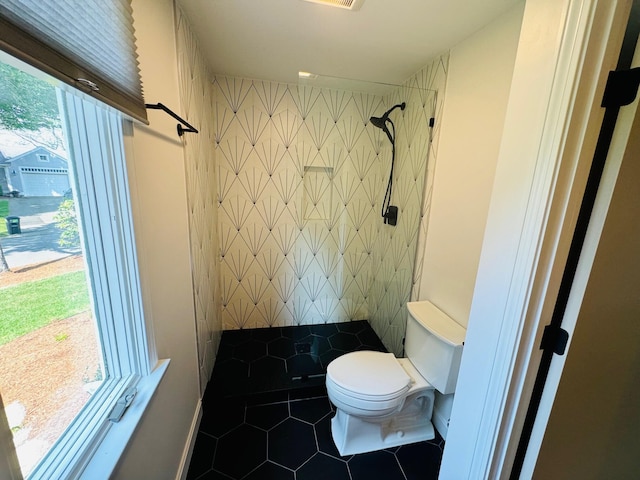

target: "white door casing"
[439,0,632,478]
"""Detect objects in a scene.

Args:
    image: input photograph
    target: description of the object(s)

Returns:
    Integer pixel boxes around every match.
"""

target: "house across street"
[0,146,70,197]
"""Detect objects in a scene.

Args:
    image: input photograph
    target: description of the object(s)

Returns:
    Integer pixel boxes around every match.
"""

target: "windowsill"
[79,359,170,480]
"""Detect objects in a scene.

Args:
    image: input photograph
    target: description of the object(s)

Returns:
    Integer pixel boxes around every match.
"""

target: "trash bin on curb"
[5,216,21,234]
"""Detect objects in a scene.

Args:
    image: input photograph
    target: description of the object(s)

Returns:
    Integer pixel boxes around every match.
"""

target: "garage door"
[21,167,70,197]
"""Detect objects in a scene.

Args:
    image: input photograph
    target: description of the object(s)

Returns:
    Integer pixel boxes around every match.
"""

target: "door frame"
[512,3,640,476]
[438,0,633,478]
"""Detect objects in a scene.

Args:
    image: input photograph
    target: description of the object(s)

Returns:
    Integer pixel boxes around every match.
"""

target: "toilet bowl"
[326,301,465,456]
[326,351,435,455]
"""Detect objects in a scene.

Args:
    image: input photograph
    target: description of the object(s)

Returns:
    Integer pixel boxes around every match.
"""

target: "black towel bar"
[145,103,198,137]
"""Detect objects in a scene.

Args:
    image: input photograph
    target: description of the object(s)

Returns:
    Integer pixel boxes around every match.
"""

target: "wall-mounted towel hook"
[145,103,199,137]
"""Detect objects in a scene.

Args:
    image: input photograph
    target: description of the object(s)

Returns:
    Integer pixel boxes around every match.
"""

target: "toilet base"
[330,405,435,456]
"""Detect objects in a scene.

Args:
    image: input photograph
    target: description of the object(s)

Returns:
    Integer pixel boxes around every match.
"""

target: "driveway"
[1,197,79,269]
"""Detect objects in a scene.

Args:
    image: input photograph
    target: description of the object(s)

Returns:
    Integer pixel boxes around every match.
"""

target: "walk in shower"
[214,64,442,356]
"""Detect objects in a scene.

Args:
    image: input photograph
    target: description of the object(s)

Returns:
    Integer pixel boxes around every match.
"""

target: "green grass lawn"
[0,271,90,345]
[0,199,8,236]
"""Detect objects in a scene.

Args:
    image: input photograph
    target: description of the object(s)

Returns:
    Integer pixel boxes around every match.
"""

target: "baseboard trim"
[176,399,203,480]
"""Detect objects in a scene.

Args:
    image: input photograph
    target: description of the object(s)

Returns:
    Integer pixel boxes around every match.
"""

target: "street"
[1,197,79,269]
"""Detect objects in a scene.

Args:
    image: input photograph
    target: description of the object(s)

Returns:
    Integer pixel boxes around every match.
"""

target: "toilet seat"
[326,351,412,416]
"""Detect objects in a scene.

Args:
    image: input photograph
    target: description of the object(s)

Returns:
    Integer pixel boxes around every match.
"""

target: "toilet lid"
[327,351,411,399]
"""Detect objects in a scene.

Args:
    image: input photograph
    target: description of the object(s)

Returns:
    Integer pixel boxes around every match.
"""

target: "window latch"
[108,387,137,423]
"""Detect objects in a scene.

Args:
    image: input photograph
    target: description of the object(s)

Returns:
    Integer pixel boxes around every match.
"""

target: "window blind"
[0,0,147,123]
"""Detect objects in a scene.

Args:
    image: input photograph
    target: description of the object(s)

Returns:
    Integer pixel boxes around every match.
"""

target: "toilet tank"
[405,301,466,395]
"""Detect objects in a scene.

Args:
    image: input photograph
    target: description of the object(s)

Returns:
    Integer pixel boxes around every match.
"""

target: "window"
[0,55,162,480]
[36,154,48,162]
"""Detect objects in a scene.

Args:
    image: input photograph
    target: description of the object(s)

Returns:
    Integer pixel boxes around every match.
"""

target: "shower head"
[370,115,388,130]
[369,102,406,131]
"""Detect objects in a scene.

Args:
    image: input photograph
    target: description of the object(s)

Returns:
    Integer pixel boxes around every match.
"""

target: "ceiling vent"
[301,0,364,11]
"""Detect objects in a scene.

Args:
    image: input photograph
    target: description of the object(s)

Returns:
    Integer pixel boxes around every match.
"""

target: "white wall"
[418,2,525,326]
[112,0,200,478]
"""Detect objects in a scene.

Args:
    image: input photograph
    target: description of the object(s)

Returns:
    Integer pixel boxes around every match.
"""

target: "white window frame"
[0,69,167,479]
[36,154,49,162]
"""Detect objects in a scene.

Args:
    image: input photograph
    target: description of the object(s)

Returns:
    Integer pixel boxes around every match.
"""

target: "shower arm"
[379,103,405,123]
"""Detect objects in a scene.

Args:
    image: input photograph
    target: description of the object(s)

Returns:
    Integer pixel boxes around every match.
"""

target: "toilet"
[326,300,466,456]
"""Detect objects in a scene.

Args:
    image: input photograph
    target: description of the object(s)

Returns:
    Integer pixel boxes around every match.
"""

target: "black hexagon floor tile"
[245,390,289,406]
[250,326,283,343]
[220,329,250,347]
[199,399,245,437]
[268,418,316,470]
[395,440,443,480]
[187,321,444,480]
[281,324,311,340]
[314,414,346,460]
[213,424,266,479]
[297,453,350,480]
[184,432,216,479]
[194,469,233,479]
[268,336,296,359]
[320,348,346,368]
[234,339,267,363]
[211,358,248,383]
[329,331,361,350]
[289,384,326,401]
[287,353,323,377]
[246,402,288,430]
[214,340,234,362]
[290,397,332,424]
[309,323,339,337]
[357,328,387,351]
[348,450,406,480]
[243,461,294,480]
[336,320,368,334]
[250,355,286,380]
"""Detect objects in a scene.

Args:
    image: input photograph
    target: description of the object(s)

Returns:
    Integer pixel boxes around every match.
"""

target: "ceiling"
[176,0,522,88]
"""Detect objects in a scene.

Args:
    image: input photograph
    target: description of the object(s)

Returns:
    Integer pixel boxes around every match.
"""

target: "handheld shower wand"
[370,102,406,225]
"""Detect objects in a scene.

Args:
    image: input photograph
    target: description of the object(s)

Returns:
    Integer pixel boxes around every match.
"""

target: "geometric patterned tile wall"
[411,55,449,311]
[373,54,449,355]
[176,8,222,393]
[214,53,448,356]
